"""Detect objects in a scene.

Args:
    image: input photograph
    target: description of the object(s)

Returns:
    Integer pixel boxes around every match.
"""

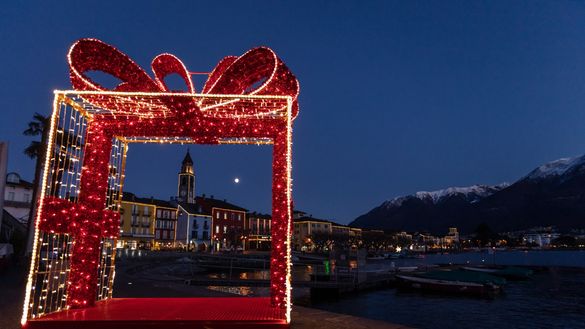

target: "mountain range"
[349,155,585,234]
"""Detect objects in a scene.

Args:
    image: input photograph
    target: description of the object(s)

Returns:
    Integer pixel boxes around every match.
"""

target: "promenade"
[1,256,411,329]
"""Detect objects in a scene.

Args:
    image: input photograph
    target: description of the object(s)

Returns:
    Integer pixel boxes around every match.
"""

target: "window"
[143,206,150,216]
[157,209,162,218]
[224,213,227,220]
[23,193,31,202]
[6,173,19,184]
[132,205,138,214]
[202,231,208,240]
[215,225,219,234]
[238,214,242,221]
[223,226,227,234]
[216,212,220,219]
[7,192,15,201]
[193,219,197,228]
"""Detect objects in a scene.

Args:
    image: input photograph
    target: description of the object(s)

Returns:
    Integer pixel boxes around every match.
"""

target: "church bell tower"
[178,149,195,203]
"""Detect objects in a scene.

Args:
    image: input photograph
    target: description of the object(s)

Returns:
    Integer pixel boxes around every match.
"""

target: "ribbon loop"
[68,38,300,119]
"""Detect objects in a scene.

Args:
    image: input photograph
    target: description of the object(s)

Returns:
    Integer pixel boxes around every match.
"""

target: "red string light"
[32,38,299,317]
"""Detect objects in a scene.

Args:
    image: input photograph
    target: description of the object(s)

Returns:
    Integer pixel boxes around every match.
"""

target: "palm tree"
[23,113,49,254]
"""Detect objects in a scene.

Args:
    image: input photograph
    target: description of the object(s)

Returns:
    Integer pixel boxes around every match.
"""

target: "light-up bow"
[68,38,299,118]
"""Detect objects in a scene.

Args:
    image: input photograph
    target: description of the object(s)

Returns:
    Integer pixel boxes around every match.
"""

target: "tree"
[473,222,499,247]
[311,231,333,253]
[23,113,50,255]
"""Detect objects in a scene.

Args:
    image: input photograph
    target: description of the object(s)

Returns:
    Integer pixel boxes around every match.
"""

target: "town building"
[176,202,211,251]
[292,216,333,251]
[3,172,33,224]
[349,227,362,239]
[196,196,247,252]
[246,212,272,250]
[332,223,351,237]
[118,193,156,250]
[442,227,460,245]
[151,199,177,249]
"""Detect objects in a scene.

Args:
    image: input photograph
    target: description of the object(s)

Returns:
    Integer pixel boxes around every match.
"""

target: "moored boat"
[420,269,507,286]
[395,275,501,298]
[461,266,533,280]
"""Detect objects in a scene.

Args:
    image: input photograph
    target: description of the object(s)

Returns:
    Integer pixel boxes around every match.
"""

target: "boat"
[461,266,533,280]
[420,269,507,286]
[395,275,501,298]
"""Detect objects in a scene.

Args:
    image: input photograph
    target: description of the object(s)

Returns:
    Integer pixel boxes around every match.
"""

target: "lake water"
[307,251,585,329]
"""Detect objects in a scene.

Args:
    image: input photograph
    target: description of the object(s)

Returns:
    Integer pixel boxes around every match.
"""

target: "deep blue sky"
[1,1,585,224]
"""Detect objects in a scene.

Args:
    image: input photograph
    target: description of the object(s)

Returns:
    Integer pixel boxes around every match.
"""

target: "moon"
[234,177,240,184]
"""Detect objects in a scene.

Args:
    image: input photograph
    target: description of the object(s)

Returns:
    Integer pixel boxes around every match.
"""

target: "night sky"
[1,1,585,224]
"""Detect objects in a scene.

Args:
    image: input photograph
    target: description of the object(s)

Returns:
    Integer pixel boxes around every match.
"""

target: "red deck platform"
[24,297,289,329]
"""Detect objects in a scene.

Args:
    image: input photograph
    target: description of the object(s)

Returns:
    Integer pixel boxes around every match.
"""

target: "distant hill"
[350,155,585,234]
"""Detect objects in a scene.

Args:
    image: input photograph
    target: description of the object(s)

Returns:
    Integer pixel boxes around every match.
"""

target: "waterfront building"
[246,212,272,250]
[176,202,211,251]
[196,196,247,252]
[151,199,177,249]
[332,223,351,237]
[349,227,362,239]
[292,216,333,251]
[443,227,460,245]
[3,172,33,224]
[118,193,156,250]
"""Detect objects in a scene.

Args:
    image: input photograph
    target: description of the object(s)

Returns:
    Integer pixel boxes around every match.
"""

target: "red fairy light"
[27,38,299,321]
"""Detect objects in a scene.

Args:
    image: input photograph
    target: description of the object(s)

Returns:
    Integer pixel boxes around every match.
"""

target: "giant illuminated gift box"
[21,39,299,328]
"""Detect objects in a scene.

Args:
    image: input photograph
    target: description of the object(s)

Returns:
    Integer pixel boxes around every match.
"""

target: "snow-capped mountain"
[350,155,585,234]
[384,184,509,208]
[524,155,585,180]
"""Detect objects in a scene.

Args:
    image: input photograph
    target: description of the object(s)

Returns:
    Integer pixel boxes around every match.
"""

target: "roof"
[294,216,334,224]
[248,212,271,219]
[182,150,193,165]
[5,173,33,189]
[178,202,203,215]
[148,198,175,209]
[194,196,247,214]
[121,192,174,208]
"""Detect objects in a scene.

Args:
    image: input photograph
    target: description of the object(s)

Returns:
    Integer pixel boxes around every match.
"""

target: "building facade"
[194,196,247,252]
[293,216,333,251]
[3,172,33,224]
[176,203,211,251]
[246,212,272,250]
[119,193,156,250]
[152,199,177,249]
